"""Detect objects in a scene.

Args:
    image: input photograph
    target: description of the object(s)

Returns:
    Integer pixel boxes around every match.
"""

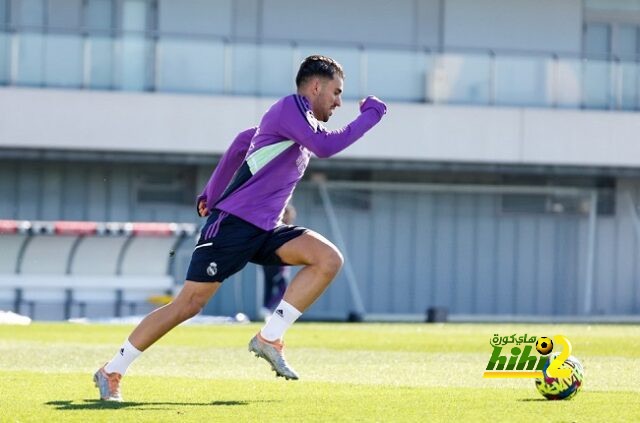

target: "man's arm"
[197,127,257,216]
[278,96,386,158]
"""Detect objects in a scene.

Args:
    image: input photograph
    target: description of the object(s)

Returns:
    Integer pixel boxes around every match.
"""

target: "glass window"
[47,0,81,30]
[85,0,114,87]
[14,0,44,27]
[494,55,546,107]
[617,25,638,60]
[232,43,259,95]
[17,32,45,85]
[620,61,639,110]
[116,35,149,90]
[583,59,612,109]
[158,0,231,36]
[585,23,610,59]
[88,36,114,88]
[117,1,151,90]
[0,0,7,29]
[617,26,639,110]
[86,0,113,32]
[0,32,9,83]
[258,43,295,97]
[45,33,82,86]
[122,0,147,32]
[552,57,582,108]
[367,49,429,102]
[0,0,7,83]
[585,0,640,13]
[157,37,224,93]
[432,53,491,105]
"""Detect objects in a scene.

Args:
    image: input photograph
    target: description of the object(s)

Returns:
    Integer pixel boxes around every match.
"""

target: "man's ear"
[310,77,321,96]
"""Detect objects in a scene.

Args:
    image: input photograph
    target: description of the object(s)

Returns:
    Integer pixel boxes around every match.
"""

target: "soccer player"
[94,55,386,401]
[260,203,296,320]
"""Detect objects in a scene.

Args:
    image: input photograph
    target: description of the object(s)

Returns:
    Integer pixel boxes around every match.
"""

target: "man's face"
[311,76,343,122]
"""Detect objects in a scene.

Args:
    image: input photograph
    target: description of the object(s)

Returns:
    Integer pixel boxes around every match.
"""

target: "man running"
[94,55,386,401]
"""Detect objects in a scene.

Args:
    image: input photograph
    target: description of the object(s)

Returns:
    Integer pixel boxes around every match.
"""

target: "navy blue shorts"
[186,209,307,283]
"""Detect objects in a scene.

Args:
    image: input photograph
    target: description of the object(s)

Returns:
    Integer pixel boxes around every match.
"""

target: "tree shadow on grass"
[46,399,279,411]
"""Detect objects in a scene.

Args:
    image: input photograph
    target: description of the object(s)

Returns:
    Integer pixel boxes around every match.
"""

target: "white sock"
[104,339,142,375]
[260,300,302,342]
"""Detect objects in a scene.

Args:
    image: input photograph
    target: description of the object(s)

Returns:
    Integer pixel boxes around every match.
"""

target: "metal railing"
[1,29,639,110]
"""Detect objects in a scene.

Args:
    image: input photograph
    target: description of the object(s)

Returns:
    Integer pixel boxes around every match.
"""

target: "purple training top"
[198,94,386,230]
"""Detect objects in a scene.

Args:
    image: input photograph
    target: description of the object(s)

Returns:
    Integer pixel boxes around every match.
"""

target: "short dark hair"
[295,55,344,88]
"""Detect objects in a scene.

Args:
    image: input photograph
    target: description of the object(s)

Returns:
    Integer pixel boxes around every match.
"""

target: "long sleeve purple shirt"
[198,94,386,230]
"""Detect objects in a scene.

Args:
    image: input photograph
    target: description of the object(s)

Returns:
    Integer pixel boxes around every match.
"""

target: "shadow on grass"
[516,398,550,402]
[46,399,278,410]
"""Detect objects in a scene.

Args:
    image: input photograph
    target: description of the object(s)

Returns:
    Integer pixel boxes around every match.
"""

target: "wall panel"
[3,160,640,318]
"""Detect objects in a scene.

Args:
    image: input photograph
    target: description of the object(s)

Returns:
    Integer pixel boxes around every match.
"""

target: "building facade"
[1,0,640,319]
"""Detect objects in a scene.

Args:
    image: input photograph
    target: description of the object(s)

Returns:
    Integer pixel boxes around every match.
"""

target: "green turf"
[0,323,639,422]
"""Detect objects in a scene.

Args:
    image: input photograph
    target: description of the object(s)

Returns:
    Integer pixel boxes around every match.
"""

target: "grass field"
[0,322,639,422]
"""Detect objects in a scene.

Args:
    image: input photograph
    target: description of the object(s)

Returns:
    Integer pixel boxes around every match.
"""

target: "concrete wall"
[3,87,640,168]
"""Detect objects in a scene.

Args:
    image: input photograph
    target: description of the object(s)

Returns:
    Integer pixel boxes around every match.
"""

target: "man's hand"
[359,96,387,117]
[198,199,209,217]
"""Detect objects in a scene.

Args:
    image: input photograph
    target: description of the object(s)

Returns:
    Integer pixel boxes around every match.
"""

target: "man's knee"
[171,281,220,322]
[184,300,204,319]
[173,295,207,321]
[318,247,344,277]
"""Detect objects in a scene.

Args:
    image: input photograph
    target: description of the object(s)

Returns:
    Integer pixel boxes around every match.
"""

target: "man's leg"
[277,230,343,311]
[262,230,342,338]
[127,281,221,351]
[95,281,220,401]
[249,230,343,380]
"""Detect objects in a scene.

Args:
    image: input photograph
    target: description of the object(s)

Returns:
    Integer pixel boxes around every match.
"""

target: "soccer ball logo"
[536,337,553,355]
[535,353,584,400]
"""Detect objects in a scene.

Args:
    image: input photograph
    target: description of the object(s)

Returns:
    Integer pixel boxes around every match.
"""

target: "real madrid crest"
[206,262,218,277]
